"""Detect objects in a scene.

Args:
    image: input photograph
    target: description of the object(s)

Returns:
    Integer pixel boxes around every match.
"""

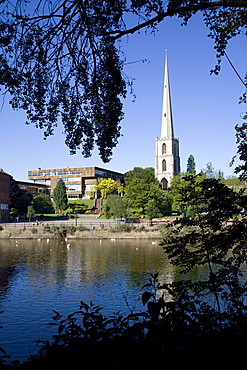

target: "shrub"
[77,225,89,232]
[43,224,51,232]
[115,224,136,232]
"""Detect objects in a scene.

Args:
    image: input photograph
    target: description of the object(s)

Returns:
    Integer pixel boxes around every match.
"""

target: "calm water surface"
[0,238,175,362]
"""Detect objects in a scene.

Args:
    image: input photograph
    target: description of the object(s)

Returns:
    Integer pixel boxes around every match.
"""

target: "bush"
[115,224,136,232]
[76,225,89,232]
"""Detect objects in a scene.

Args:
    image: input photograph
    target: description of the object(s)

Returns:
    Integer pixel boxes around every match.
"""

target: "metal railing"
[1,220,149,228]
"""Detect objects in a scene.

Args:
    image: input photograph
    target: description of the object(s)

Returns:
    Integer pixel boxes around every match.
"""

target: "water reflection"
[0,238,173,361]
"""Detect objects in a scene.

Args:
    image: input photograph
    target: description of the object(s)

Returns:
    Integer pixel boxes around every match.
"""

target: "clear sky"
[1,13,247,181]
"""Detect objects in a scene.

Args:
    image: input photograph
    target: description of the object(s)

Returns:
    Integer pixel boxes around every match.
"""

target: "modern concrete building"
[0,169,12,222]
[155,54,181,189]
[28,166,124,200]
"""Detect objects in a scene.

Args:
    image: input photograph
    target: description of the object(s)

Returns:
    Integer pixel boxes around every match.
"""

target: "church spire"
[155,51,180,189]
[161,52,174,138]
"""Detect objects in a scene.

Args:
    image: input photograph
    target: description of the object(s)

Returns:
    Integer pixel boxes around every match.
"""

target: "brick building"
[0,169,12,222]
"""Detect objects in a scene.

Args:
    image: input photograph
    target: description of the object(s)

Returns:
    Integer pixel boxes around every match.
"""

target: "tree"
[9,179,33,215]
[33,194,54,214]
[9,178,22,210]
[124,167,159,187]
[27,205,36,222]
[124,178,172,214]
[0,1,246,162]
[93,178,123,199]
[186,155,196,174]
[14,193,32,215]
[53,179,68,212]
[202,161,224,179]
[105,194,127,219]
[124,178,151,212]
[171,172,241,219]
[146,199,163,220]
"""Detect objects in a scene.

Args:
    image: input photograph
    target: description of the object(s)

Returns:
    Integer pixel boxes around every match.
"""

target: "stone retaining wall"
[0,227,163,240]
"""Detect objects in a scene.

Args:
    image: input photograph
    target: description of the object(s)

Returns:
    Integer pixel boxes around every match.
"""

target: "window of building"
[162,159,166,172]
[161,178,168,190]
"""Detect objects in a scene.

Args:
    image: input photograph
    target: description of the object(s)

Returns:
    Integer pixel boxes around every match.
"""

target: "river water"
[0,237,176,362]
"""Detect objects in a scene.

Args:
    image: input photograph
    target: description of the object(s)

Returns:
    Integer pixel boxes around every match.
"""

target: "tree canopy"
[124,167,159,187]
[93,178,123,198]
[0,1,246,162]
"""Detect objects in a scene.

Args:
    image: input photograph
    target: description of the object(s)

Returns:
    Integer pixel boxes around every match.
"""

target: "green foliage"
[67,199,94,214]
[171,173,241,219]
[234,121,247,179]
[53,180,68,212]
[33,194,54,214]
[124,178,170,215]
[30,228,38,234]
[93,178,123,199]
[171,173,205,215]
[145,199,163,220]
[0,1,245,163]
[124,167,159,186]
[114,224,136,232]
[186,154,196,174]
[9,179,22,209]
[14,194,32,215]
[27,205,36,221]
[105,194,127,219]
[223,176,247,188]
[202,161,224,179]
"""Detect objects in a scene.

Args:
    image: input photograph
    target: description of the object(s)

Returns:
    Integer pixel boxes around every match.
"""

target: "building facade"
[28,166,124,200]
[17,181,49,197]
[0,169,12,222]
[155,54,181,189]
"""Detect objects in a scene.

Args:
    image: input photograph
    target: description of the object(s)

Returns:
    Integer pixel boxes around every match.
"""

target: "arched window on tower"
[161,178,168,190]
[162,159,166,172]
[162,143,166,154]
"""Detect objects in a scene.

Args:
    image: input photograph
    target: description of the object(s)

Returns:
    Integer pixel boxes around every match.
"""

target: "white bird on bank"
[110,238,116,241]
[47,239,49,243]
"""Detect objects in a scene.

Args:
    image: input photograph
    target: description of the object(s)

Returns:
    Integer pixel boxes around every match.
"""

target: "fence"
[1,219,150,228]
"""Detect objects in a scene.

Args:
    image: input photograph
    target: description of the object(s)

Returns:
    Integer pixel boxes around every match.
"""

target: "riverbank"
[0,225,163,240]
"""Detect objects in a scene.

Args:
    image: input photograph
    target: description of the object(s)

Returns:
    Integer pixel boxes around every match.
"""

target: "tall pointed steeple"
[155,52,180,189]
[161,53,174,138]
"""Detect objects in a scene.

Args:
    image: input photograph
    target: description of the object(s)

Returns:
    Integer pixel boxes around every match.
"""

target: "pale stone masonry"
[155,54,181,189]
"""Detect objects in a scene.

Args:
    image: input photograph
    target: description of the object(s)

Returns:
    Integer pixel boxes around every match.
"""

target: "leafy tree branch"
[0,0,246,162]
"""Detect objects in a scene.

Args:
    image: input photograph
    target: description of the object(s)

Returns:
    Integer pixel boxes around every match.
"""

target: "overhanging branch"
[110,1,247,40]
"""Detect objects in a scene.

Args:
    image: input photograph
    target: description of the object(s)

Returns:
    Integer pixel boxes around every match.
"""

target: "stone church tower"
[155,54,180,189]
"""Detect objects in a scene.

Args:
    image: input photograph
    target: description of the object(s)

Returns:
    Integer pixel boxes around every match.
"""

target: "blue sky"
[1,13,247,181]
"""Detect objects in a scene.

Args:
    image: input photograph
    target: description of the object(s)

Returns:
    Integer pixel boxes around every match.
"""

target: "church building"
[155,54,181,189]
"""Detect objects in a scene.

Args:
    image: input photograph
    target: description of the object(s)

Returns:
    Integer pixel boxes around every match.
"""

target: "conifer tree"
[53,179,68,212]
[186,155,196,175]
